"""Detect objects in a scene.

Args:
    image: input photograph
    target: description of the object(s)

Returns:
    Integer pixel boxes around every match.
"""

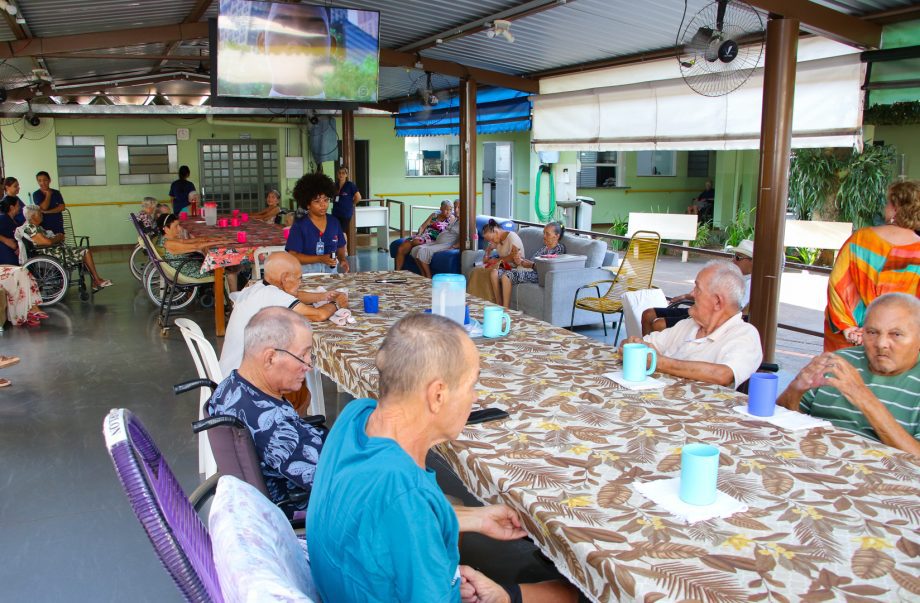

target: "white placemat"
[732,405,833,431]
[634,477,748,524]
[603,371,667,391]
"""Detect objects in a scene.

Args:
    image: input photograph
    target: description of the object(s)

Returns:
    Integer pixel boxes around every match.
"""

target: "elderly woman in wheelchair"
[19,204,112,292]
[156,213,241,292]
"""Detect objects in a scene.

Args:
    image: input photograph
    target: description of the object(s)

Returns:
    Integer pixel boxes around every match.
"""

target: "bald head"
[867,293,920,331]
[263,251,302,290]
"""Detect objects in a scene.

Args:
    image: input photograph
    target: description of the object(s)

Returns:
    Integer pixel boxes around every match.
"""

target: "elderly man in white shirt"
[621,260,763,388]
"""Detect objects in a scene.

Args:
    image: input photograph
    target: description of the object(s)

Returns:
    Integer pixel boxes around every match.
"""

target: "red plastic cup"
[218,218,229,228]
[283,227,291,240]
[236,231,247,243]
[231,218,241,227]
[241,213,249,223]
[232,209,240,217]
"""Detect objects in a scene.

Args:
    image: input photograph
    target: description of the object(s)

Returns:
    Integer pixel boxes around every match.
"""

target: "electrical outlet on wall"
[555,162,577,201]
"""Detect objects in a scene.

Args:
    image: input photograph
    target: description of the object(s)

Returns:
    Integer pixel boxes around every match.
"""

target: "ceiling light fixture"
[0,1,17,16]
[485,19,514,43]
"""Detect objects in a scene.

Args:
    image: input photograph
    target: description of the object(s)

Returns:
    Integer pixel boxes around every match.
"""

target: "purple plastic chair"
[103,408,224,603]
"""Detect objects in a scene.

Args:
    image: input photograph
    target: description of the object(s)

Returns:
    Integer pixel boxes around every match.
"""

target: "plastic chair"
[251,246,287,281]
[175,318,221,478]
[102,408,224,603]
[570,230,661,340]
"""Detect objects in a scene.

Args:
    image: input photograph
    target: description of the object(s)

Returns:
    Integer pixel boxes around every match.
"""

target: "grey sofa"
[463,226,616,327]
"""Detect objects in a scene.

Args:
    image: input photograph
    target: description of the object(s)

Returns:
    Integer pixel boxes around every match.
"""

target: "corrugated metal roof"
[20,0,201,37]
[810,0,918,16]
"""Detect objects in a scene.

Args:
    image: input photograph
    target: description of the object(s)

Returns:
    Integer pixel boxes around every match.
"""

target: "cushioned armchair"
[464,225,615,327]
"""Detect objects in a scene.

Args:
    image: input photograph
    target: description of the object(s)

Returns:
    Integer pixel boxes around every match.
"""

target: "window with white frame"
[636,151,676,176]
[117,135,178,185]
[404,136,460,177]
[56,136,106,186]
[577,151,621,188]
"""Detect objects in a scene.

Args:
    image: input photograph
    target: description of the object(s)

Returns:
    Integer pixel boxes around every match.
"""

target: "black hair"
[155,213,179,234]
[546,221,565,240]
[3,176,18,189]
[178,165,191,179]
[482,218,500,234]
[292,172,336,210]
[0,195,18,215]
[36,171,50,180]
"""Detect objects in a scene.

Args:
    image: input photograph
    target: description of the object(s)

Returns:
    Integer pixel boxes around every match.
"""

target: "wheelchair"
[20,237,90,305]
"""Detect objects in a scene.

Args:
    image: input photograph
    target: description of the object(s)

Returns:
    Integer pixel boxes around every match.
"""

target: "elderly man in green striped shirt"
[778,293,920,456]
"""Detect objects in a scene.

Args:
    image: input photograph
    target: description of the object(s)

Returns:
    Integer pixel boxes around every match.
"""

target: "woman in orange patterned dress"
[824,180,920,352]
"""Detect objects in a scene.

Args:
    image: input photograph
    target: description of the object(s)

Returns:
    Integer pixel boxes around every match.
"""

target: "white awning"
[532,37,864,151]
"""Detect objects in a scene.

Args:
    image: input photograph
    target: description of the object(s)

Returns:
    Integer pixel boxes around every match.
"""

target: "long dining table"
[301,270,920,603]
[182,216,286,336]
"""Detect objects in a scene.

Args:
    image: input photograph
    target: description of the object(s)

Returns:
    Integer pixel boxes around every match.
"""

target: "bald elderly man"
[778,293,920,455]
[219,251,346,376]
[621,260,763,388]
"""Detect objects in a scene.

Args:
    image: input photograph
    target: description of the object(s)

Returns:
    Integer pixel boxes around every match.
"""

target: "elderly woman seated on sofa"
[466,218,524,303]
[394,200,454,271]
[492,221,566,308]
[412,201,462,278]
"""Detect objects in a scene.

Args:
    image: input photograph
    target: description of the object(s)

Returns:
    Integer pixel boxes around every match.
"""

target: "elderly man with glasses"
[209,306,325,516]
[641,239,754,335]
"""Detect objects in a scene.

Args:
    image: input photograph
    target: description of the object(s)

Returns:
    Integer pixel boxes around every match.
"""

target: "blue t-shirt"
[32,189,65,234]
[208,370,326,516]
[168,179,196,215]
[0,214,19,265]
[286,214,346,258]
[307,398,460,603]
[333,180,360,220]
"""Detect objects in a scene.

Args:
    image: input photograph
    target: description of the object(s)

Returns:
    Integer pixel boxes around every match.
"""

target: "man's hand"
[329,291,348,308]
[843,326,863,346]
[460,566,511,603]
[790,353,835,393]
[618,336,645,353]
[454,504,526,540]
[339,258,350,273]
[823,355,874,410]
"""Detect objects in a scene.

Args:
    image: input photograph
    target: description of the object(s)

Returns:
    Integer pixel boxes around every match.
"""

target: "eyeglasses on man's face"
[733,254,751,262]
[273,348,315,369]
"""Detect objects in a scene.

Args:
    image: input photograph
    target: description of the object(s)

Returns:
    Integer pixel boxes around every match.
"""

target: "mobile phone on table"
[466,408,510,425]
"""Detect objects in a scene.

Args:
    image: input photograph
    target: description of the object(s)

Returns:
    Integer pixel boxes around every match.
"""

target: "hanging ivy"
[864,101,920,126]
[789,144,896,228]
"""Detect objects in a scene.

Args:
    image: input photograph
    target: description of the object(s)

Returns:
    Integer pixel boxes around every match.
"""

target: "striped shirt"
[800,347,920,442]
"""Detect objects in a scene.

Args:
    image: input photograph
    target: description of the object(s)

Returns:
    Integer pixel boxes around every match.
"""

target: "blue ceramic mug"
[622,343,657,382]
[482,306,511,338]
[679,443,720,506]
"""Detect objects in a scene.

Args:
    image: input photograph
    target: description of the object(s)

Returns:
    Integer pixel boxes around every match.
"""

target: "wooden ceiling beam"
[0,22,209,59]
[379,48,539,94]
[745,0,882,49]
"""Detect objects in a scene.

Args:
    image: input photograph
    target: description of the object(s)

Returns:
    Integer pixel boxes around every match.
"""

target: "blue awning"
[395,87,531,137]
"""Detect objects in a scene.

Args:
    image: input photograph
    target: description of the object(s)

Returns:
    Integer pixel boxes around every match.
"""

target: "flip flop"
[0,378,10,387]
[92,280,113,293]
[0,355,20,369]
[29,310,49,320]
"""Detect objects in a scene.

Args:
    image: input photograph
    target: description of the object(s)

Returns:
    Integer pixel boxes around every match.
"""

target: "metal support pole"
[341,109,356,256]
[749,17,799,363]
[459,78,477,251]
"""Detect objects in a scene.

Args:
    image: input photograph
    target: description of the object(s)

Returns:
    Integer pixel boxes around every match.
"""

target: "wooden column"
[341,109,357,256]
[458,78,477,250]
[749,17,799,363]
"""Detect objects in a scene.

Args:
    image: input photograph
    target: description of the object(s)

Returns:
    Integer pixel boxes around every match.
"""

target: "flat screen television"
[215,0,380,104]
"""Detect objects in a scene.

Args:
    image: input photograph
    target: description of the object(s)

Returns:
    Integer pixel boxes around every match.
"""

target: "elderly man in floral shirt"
[208,306,325,515]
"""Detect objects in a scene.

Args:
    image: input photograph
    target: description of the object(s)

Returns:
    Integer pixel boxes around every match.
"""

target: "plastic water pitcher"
[431,274,466,325]
[203,202,218,226]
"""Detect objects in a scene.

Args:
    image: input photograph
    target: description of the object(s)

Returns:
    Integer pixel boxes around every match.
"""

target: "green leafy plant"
[786,247,819,265]
[691,221,712,248]
[835,145,897,229]
[723,207,756,247]
[788,149,838,221]
[606,216,628,250]
[864,101,920,126]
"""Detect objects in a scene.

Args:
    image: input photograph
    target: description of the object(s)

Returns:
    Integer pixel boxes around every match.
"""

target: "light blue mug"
[482,306,511,338]
[622,343,657,382]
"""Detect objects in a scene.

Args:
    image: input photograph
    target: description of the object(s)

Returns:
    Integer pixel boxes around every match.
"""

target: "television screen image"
[217,0,379,102]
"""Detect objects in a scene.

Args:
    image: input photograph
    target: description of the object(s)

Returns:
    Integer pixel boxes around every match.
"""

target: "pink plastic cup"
[178,212,188,221]
[218,218,229,228]
[283,227,291,240]
[236,231,247,243]
[231,218,241,227]
[232,209,240,218]
[241,213,249,223]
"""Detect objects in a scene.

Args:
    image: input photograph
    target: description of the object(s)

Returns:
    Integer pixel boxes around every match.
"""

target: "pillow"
[209,475,318,603]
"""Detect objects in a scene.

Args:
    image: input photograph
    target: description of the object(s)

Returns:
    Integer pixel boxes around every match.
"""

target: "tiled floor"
[0,245,822,601]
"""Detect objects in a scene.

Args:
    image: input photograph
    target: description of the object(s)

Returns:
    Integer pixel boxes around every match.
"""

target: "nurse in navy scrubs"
[285,172,350,274]
[332,166,362,238]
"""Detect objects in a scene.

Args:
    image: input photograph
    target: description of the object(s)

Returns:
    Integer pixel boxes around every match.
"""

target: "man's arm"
[40,192,66,214]
[824,358,920,456]
[656,355,735,387]
[291,300,336,322]
[453,504,526,540]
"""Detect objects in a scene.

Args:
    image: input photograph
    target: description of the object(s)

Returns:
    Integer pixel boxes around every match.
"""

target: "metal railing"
[509,219,826,338]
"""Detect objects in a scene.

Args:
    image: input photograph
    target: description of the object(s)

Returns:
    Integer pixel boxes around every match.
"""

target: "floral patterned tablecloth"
[182,217,286,271]
[302,271,920,603]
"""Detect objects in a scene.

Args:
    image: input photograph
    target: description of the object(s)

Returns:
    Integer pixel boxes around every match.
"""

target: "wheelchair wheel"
[129,244,148,282]
[24,256,68,306]
[143,263,198,310]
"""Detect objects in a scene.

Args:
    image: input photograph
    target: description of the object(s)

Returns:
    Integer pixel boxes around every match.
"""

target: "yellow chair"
[569,230,661,340]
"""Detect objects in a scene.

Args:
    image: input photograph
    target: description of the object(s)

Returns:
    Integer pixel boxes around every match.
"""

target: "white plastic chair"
[175,317,221,477]
[251,246,287,281]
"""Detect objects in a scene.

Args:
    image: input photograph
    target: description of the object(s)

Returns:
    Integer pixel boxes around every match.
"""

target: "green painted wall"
[1,116,294,246]
[713,150,760,227]
[867,124,920,179]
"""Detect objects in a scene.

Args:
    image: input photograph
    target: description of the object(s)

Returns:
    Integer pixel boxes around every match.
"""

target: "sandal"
[29,310,49,320]
[92,279,113,292]
[0,378,10,388]
[0,355,20,369]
